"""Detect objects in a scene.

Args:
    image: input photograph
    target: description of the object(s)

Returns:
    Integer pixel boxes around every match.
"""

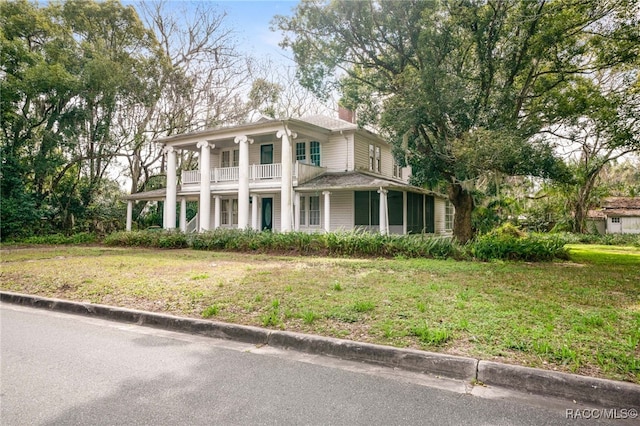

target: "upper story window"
[310,141,321,166]
[221,149,239,168]
[369,144,375,171]
[393,159,402,179]
[369,144,381,173]
[296,142,306,162]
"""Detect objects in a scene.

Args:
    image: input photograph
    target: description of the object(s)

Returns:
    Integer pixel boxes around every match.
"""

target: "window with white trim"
[611,217,620,223]
[445,200,454,231]
[296,142,306,162]
[369,144,375,171]
[221,199,239,226]
[309,196,320,225]
[221,200,229,225]
[393,159,402,179]
[299,196,306,226]
[310,141,321,166]
[299,195,320,227]
[375,146,381,173]
[231,199,238,225]
[221,149,239,167]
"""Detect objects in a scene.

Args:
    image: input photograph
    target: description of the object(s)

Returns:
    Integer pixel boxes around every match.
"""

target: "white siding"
[621,217,640,234]
[211,152,220,168]
[354,134,370,171]
[323,134,353,172]
[434,197,446,234]
[380,143,394,177]
[271,193,281,231]
[353,133,396,179]
[329,191,354,232]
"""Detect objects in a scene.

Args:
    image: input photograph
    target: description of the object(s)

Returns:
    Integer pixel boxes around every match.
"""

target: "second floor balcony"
[181,162,326,189]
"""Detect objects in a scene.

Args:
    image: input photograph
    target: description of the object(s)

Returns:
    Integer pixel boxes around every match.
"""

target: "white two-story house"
[124,110,453,235]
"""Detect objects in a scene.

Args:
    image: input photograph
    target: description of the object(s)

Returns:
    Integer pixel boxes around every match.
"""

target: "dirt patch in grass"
[1,244,638,384]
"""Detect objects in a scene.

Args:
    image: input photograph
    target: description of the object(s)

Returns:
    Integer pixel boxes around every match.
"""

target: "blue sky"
[217,0,299,60]
[127,1,300,62]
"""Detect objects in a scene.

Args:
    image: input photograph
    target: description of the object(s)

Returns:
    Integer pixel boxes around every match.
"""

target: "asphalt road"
[0,303,623,425]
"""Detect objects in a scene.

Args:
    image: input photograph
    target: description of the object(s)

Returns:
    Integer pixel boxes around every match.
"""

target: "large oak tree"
[275,0,638,242]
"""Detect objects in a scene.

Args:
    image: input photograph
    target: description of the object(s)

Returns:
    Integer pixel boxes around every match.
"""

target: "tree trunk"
[448,182,475,244]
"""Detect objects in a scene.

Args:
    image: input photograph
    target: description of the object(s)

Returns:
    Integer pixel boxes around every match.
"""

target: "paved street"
[0,303,624,425]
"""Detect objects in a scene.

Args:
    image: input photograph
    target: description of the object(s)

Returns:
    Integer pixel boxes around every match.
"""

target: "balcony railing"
[181,163,289,185]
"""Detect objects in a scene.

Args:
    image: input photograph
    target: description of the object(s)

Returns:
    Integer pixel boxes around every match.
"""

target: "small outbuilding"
[586,197,640,234]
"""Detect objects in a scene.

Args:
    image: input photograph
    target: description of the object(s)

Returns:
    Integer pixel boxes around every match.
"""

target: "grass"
[1,243,638,383]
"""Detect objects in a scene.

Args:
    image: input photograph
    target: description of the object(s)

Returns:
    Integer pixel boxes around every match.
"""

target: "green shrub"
[15,232,98,245]
[471,224,568,261]
[103,230,187,248]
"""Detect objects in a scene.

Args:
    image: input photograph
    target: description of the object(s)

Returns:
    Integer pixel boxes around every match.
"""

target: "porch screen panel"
[354,191,380,227]
[388,190,403,226]
[370,191,380,226]
[407,192,424,234]
[425,195,435,233]
[354,191,370,226]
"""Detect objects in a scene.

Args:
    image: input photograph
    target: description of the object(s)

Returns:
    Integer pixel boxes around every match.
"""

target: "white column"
[234,135,253,229]
[163,146,177,229]
[213,195,221,229]
[378,187,388,235]
[277,127,296,232]
[323,191,331,233]
[126,200,133,231]
[402,191,408,235]
[179,197,187,232]
[251,194,259,230]
[294,192,301,231]
[197,141,213,231]
[162,199,167,228]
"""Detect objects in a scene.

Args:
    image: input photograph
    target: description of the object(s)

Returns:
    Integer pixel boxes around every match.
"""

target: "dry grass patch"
[1,244,638,384]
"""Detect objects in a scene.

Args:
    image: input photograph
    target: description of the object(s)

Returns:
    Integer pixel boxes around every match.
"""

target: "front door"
[262,197,273,231]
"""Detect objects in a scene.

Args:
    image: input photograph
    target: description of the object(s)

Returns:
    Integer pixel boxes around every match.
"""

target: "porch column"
[197,141,213,231]
[277,126,297,232]
[403,191,408,235]
[323,191,331,233]
[126,200,133,231]
[294,192,301,231]
[213,195,221,229]
[251,194,259,230]
[164,146,177,229]
[378,188,388,235]
[234,135,253,229]
[179,197,187,232]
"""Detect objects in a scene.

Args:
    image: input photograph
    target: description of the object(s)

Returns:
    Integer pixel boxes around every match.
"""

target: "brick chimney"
[338,106,356,123]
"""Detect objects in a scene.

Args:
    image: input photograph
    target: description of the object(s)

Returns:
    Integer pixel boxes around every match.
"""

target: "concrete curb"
[478,361,640,408]
[2,291,639,408]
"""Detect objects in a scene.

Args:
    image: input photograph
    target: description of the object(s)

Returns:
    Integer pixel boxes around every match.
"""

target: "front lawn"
[1,244,638,383]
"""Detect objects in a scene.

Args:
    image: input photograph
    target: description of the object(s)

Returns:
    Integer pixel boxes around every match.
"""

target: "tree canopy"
[275,0,639,242]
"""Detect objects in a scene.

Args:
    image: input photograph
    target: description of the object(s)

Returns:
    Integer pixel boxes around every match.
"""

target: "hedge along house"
[124,110,453,235]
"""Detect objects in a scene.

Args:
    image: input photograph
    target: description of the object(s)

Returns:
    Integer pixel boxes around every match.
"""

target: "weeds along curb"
[478,361,640,408]
[2,291,639,408]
